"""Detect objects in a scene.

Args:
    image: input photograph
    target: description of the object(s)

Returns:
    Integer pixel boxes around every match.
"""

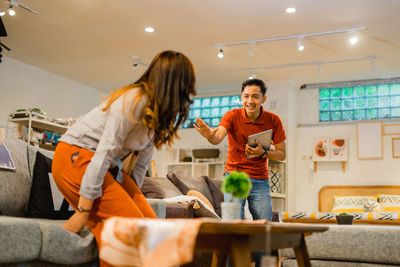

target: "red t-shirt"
[219,107,286,179]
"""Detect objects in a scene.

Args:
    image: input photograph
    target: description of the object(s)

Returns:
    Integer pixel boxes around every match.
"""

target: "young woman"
[52,50,196,266]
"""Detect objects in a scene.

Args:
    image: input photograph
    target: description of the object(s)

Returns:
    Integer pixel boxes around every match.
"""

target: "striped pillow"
[378,194,400,212]
[332,196,378,213]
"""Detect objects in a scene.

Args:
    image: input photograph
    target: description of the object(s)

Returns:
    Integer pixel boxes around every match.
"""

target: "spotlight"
[144,27,154,33]
[349,30,358,44]
[0,12,6,17]
[248,43,254,56]
[217,49,224,58]
[248,69,256,79]
[297,38,304,51]
[286,7,296,13]
[8,6,15,16]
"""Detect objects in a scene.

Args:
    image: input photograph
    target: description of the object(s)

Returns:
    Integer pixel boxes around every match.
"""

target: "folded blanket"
[100,217,204,267]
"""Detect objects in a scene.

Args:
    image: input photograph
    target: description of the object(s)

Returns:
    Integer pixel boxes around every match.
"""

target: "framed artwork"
[0,138,15,170]
[312,137,330,161]
[393,138,400,158]
[330,137,348,161]
[357,122,383,160]
[313,136,348,161]
[383,123,400,135]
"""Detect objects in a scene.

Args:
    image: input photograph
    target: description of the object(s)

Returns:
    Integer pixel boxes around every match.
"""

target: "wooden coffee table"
[194,221,329,267]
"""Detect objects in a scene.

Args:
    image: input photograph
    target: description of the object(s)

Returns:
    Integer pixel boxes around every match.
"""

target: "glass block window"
[182,95,242,128]
[319,83,400,122]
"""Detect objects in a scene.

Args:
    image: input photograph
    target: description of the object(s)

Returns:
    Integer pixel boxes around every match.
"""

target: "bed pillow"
[378,194,400,212]
[332,196,378,213]
[26,151,74,220]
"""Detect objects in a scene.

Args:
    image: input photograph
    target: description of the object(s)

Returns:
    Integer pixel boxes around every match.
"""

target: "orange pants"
[52,142,156,267]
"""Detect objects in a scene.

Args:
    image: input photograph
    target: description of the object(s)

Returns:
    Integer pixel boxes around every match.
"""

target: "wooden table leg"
[293,235,311,267]
[230,235,251,267]
[211,252,227,267]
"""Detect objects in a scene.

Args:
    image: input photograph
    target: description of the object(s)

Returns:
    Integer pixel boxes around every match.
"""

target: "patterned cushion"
[378,194,400,212]
[332,196,377,212]
[364,200,382,212]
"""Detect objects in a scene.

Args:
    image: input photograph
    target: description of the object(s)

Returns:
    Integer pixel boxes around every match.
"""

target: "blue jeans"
[224,174,272,267]
[224,177,273,221]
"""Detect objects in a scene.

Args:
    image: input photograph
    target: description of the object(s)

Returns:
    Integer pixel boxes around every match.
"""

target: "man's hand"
[62,211,90,234]
[245,140,265,157]
[194,118,218,141]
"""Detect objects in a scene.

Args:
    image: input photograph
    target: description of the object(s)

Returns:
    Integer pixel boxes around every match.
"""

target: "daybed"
[282,185,400,225]
[280,185,400,267]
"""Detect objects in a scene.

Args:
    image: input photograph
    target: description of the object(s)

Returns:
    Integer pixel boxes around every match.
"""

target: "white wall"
[0,56,105,135]
[292,88,400,212]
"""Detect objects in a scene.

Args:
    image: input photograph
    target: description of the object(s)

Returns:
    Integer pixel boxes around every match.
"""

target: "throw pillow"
[187,189,215,212]
[163,195,220,219]
[27,151,74,220]
[378,194,400,212]
[363,200,382,212]
[332,196,378,213]
[166,172,214,207]
[203,176,224,217]
[140,176,182,199]
[166,172,190,194]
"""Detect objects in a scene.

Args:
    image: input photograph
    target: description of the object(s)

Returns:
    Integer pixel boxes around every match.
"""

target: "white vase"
[221,202,241,221]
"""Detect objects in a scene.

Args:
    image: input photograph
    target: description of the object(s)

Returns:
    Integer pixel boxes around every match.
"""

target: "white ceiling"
[1,0,400,95]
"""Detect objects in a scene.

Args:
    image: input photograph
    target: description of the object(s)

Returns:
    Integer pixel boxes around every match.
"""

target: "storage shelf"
[271,193,286,199]
[9,117,68,134]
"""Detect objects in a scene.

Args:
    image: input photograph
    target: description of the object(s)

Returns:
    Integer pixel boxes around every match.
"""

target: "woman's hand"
[245,140,265,157]
[62,211,90,234]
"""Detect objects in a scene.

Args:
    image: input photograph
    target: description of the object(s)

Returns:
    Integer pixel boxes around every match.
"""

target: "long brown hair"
[102,50,196,149]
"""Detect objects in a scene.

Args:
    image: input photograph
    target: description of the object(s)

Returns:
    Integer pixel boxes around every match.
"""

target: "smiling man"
[194,78,286,224]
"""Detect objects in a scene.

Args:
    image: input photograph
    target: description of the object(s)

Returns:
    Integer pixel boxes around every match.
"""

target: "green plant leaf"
[221,171,252,199]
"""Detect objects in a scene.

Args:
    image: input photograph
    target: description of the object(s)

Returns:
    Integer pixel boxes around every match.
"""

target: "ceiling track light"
[349,30,358,45]
[131,56,148,70]
[248,43,254,56]
[8,6,15,16]
[245,56,379,72]
[217,49,224,58]
[214,26,366,54]
[297,37,304,51]
[248,69,256,79]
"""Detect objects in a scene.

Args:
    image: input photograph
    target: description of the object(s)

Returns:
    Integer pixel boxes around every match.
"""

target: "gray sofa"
[0,139,165,266]
[281,224,400,266]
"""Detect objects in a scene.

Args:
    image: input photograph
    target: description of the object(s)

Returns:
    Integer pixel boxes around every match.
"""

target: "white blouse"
[59,88,154,200]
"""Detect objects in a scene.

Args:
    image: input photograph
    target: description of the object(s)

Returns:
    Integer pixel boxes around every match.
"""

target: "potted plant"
[220,171,252,221]
[335,212,354,225]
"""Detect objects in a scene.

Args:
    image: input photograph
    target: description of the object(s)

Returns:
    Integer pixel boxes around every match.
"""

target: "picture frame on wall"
[383,123,400,135]
[393,138,400,158]
[356,121,383,160]
[312,136,348,161]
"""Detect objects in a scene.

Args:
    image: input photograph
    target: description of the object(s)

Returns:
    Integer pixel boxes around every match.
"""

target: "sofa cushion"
[26,151,74,219]
[164,195,219,219]
[0,139,31,216]
[0,216,42,263]
[167,172,214,207]
[35,218,98,264]
[203,176,224,217]
[141,177,182,199]
[281,224,400,265]
[187,189,214,212]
